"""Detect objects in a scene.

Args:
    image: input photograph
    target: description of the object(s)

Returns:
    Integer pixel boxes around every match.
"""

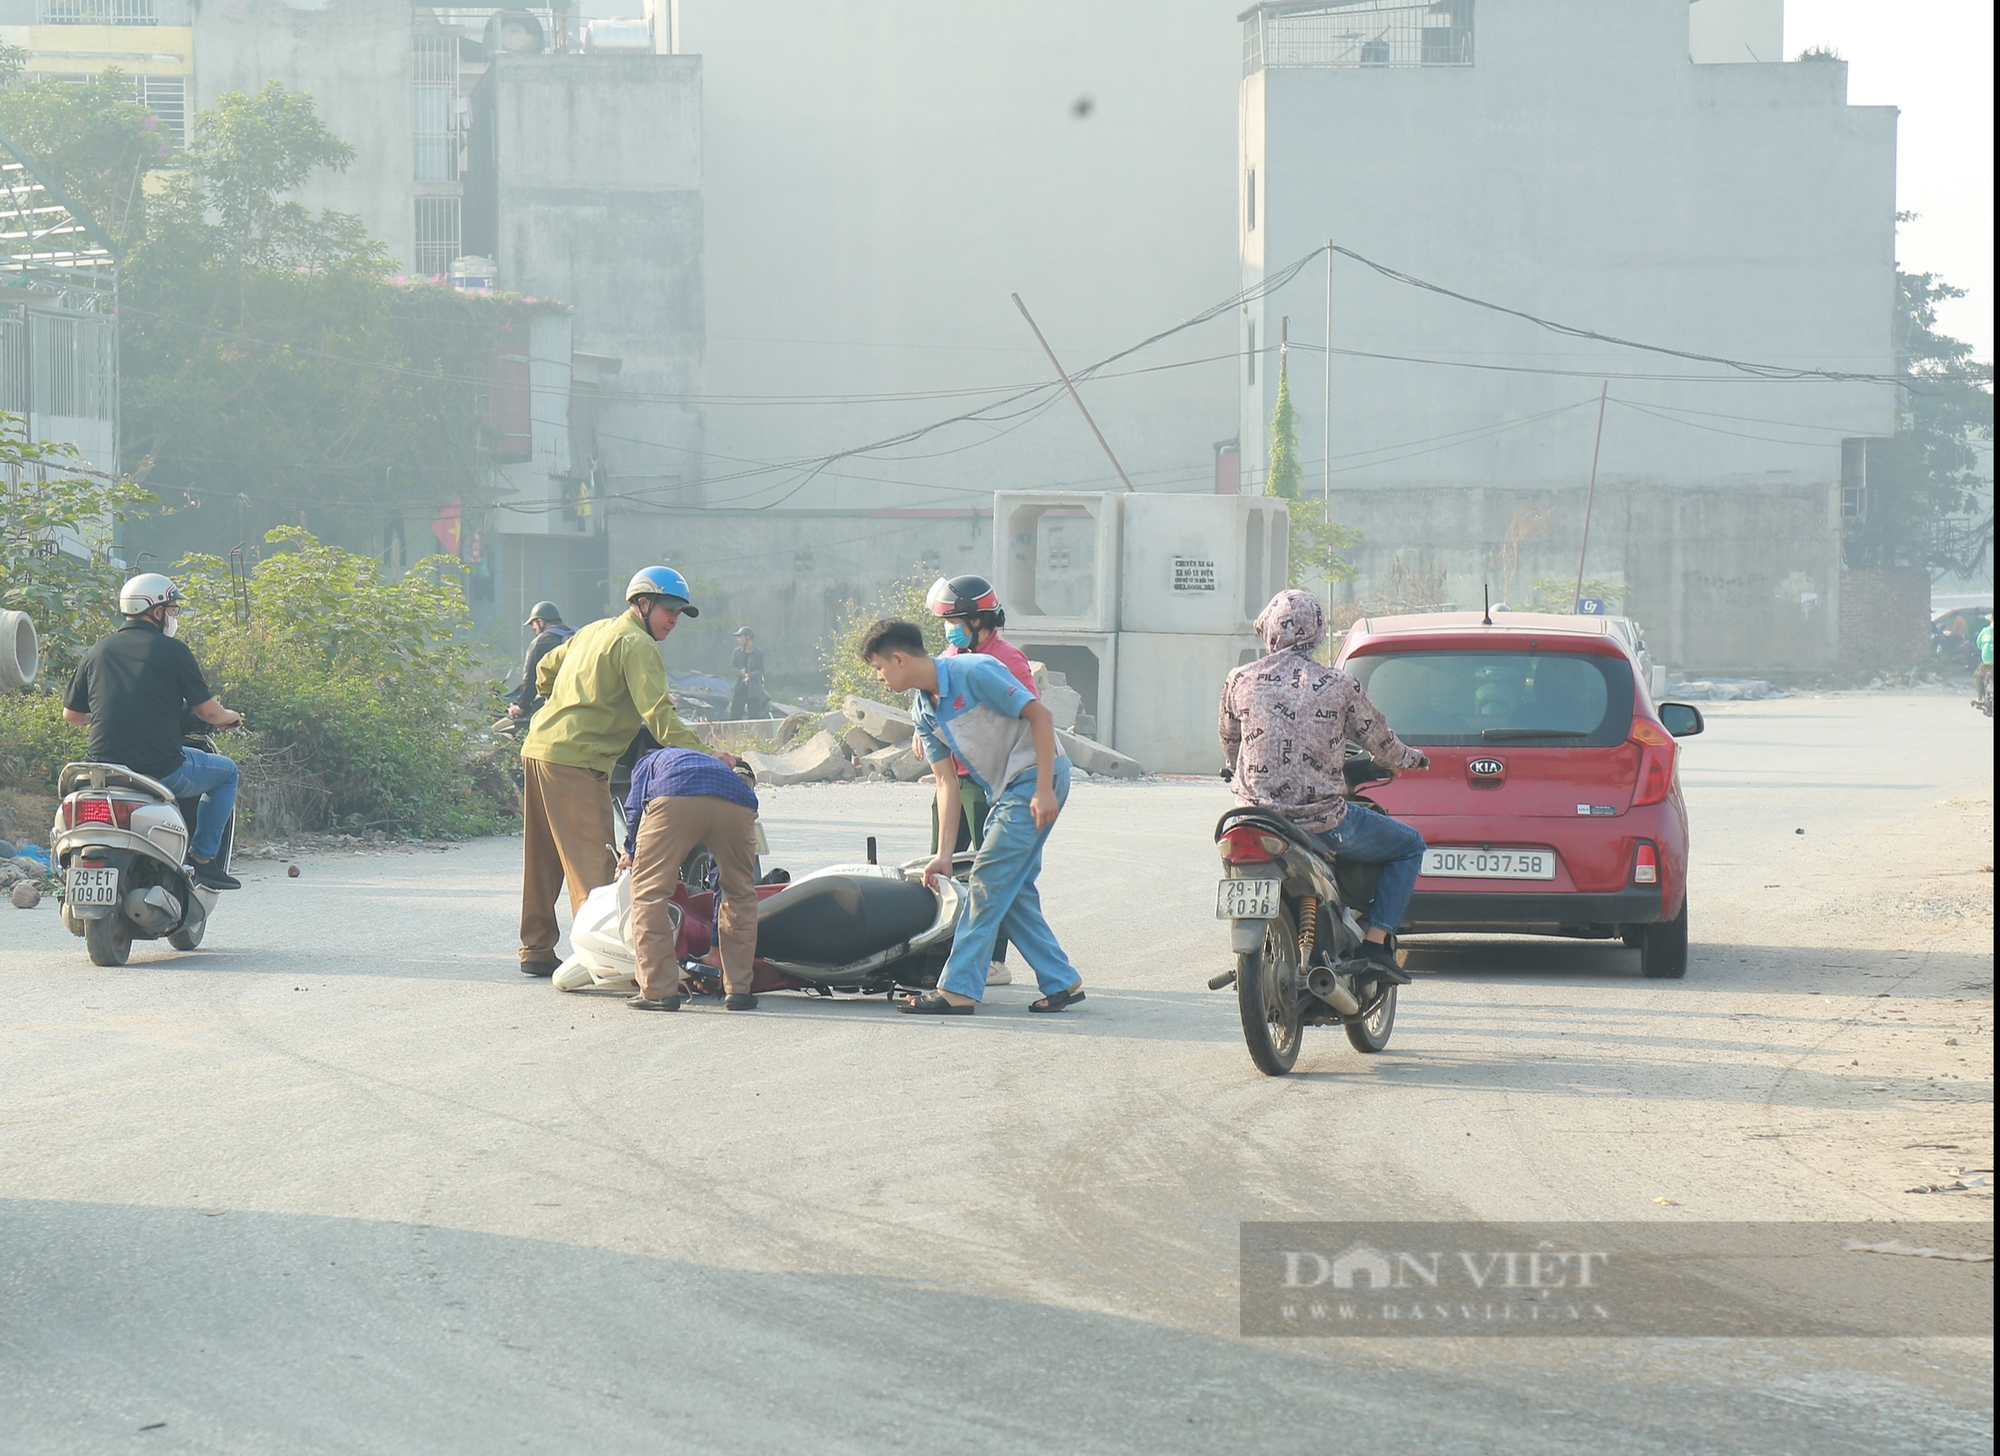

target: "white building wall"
[1688,0,1783,64]
[1238,0,1899,672]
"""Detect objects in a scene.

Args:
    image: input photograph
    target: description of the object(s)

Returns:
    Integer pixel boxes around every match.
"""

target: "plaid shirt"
[623,747,757,855]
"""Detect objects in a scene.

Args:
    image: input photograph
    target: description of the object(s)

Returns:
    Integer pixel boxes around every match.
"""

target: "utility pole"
[1322,240,1333,524]
[1012,292,1136,493]
[1571,382,1610,612]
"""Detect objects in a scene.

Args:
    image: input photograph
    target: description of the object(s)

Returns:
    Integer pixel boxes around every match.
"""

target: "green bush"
[0,689,88,792]
[174,527,511,838]
[822,568,946,708]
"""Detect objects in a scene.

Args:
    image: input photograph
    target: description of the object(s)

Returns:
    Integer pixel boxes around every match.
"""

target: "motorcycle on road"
[1210,757,1406,1075]
[52,730,236,966]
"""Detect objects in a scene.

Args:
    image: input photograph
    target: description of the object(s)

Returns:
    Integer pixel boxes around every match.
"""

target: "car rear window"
[1347,649,1634,747]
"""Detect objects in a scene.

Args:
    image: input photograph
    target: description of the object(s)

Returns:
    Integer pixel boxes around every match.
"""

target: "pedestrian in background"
[516,567,728,978]
[925,573,1032,986]
[506,601,573,726]
[727,626,770,720]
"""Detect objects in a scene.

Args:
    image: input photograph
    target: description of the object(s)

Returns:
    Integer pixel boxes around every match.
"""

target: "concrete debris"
[10,880,38,909]
[1666,677,1787,702]
[1058,728,1142,779]
[858,743,930,781]
[817,709,851,736]
[1027,662,1083,732]
[743,730,852,786]
[842,695,915,743]
[843,723,887,759]
[778,712,816,743]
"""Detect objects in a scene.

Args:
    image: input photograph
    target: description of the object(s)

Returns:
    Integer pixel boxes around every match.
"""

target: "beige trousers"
[518,755,620,965]
[631,794,760,999]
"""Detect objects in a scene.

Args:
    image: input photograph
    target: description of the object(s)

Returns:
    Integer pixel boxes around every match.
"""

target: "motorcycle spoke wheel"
[1236,908,1303,1076]
[1345,984,1397,1053]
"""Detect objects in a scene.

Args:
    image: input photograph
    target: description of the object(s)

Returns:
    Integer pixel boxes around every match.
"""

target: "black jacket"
[509,624,576,712]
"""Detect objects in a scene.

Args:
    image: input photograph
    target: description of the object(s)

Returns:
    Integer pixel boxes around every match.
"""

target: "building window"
[33,72,186,147]
[1246,167,1256,231]
[1242,0,1476,77]
[1840,439,1867,522]
[414,36,458,182]
[37,0,187,22]
[1247,322,1257,386]
[415,196,460,278]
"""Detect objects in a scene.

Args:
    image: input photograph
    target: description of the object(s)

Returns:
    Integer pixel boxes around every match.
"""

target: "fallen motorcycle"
[555,847,969,999]
[1209,756,1408,1075]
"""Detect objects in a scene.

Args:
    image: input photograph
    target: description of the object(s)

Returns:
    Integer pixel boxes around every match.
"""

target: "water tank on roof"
[583,18,653,53]
[484,10,546,57]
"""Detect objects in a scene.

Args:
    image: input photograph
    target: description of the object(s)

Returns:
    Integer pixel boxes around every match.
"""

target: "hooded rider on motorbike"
[1219,589,1428,976]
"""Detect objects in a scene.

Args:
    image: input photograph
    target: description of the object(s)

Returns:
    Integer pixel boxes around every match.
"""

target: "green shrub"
[173,527,510,837]
[0,689,88,791]
[822,568,946,708]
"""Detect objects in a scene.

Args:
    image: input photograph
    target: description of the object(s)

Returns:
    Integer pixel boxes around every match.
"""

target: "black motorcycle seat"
[755,874,937,965]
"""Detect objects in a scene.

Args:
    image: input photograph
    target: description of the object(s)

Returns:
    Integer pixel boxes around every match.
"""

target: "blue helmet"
[624,566,698,616]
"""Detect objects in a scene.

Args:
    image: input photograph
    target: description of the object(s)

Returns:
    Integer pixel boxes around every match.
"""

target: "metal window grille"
[1242,0,1474,76]
[37,0,188,23]
[414,36,459,182]
[31,72,186,148]
[3,311,116,422]
[0,315,26,416]
[415,196,461,278]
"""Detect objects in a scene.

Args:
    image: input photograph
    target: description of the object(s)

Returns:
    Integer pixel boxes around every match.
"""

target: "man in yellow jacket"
[517,566,730,976]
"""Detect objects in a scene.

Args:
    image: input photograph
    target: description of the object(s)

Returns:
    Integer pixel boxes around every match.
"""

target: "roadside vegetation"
[822,569,946,709]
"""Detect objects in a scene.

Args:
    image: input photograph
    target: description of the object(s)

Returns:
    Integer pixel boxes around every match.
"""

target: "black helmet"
[925,574,1003,623]
[735,625,755,638]
[524,600,562,627]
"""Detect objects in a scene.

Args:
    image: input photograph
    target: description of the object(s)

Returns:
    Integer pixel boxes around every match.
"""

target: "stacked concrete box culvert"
[994,491,1123,633]
[1004,631,1118,751]
[1113,632,1263,776]
[1118,494,1289,636]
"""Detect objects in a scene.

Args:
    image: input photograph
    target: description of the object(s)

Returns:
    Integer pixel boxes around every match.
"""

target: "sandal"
[898,991,975,1015]
[1029,986,1086,1013]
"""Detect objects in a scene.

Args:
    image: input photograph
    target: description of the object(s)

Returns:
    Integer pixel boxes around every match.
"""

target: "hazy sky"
[1787,1,1992,357]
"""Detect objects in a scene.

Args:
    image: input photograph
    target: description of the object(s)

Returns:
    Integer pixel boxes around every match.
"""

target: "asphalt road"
[1,690,1991,1455]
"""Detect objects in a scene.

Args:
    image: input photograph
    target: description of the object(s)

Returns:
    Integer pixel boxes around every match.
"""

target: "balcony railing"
[1242,0,1473,77]
[37,0,189,23]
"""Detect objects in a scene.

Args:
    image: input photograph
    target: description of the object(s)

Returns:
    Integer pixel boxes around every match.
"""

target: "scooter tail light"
[1220,827,1288,864]
[65,795,137,829]
[1634,843,1658,884]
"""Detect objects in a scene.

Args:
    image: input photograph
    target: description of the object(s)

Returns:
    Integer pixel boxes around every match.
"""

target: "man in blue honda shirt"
[861,618,1083,1015]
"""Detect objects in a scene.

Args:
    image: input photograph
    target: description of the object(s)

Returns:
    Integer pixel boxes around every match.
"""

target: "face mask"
[163,611,180,638]
[944,623,972,649]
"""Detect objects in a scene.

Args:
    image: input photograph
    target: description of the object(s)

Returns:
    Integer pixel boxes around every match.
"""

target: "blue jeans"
[938,760,1081,1002]
[1318,802,1426,933]
[160,747,239,862]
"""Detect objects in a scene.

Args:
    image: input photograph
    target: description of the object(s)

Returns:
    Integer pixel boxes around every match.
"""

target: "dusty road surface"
[2,690,1990,1454]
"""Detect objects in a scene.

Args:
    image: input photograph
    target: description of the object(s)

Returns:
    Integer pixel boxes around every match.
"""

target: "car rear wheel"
[1639,900,1688,979]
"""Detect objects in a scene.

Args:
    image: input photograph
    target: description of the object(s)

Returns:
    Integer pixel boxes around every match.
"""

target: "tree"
[1266,365,1303,501]
[0,68,169,250]
[1845,271,1993,569]
[0,416,155,679]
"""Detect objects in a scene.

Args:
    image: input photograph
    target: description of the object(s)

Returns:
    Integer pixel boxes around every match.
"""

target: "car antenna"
[1482,583,1493,627]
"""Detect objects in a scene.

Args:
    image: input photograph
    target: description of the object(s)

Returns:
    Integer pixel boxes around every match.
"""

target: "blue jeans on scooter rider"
[861,619,1084,1015]
[62,575,245,891]
[1219,589,1429,974]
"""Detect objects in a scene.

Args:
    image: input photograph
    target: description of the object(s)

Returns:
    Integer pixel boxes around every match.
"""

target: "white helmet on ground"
[118,573,184,617]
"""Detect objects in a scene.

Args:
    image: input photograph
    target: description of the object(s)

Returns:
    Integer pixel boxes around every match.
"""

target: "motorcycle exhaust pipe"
[1306,965,1362,1016]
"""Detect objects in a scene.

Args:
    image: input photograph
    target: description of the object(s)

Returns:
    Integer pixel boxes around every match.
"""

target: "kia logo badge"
[1468,757,1505,779]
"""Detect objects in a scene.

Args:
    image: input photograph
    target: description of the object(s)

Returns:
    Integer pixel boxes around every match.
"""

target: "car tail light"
[1628,720,1677,807]
[1634,843,1658,884]
[1220,826,1288,864]
[63,795,138,829]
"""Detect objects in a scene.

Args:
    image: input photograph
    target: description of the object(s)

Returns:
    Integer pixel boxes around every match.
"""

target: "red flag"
[430,498,462,557]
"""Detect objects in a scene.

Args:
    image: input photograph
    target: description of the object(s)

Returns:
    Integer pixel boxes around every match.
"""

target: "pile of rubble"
[746,663,1143,787]
[1665,676,1788,702]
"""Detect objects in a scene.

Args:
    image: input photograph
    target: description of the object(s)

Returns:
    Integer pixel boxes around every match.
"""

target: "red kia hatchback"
[1335,612,1703,977]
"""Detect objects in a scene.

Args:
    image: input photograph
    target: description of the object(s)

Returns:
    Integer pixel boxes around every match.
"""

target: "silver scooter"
[52,731,234,966]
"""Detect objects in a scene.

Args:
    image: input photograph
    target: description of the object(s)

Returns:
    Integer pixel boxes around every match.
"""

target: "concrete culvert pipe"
[0,610,37,691]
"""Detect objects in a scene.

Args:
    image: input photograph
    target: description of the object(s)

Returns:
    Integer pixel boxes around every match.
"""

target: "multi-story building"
[0,0,194,148]
[1236,0,1901,674]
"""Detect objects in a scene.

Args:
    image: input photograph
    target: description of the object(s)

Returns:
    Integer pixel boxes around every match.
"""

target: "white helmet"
[118,573,184,617]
